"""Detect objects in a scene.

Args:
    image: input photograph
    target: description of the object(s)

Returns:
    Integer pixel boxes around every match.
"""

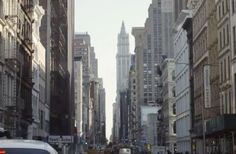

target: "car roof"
[0,140,58,154]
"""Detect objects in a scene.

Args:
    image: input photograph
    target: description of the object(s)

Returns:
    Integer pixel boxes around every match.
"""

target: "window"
[225,92,227,114]
[222,1,225,15]
[227,24,229,45]
[172,70,175,81]
[228,56,230,80]
[219,5,221,19]
[224,58,226,81]
[173,121,176,134]
[221,61,223,82]
[233,26,236,55]
[226,0,229,11]
[220,31,222,49]
[223,28,226,46]
[0,32,2,58]
[233,0,236,13]
[229,91,232,114]
[172,88,176,97]
[173,104,176,115]
[221,94,224,114]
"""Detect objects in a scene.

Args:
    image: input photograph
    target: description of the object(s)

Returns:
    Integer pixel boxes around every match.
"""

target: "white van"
[119,148,131,154]
[0,139,58,154]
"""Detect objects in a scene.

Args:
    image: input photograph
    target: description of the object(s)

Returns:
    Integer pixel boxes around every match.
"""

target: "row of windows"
[232,0,236,14]
[174,29,187,53]
[220,90,232,114]
[218,0,229,20]
[176,91,190,115]
[193,1,206,36]
[193,30,207,63]
[219,23,230,50]
[176,116,190,137]
[220,54,231,83]
[176,69,190,96]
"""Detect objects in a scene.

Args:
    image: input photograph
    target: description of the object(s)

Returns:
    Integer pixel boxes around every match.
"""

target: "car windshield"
[1,148,50,154]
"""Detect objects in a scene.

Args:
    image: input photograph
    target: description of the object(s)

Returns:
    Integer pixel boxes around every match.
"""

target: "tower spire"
[121,21,126,33]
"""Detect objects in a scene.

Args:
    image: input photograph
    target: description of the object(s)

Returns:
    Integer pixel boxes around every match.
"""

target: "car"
[119,148,131,154]
[0,139,58,154]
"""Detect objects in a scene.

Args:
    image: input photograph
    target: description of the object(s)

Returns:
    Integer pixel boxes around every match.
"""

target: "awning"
[206,114,236,135]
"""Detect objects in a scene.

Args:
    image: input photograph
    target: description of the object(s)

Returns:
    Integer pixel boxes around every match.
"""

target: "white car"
[0,139,58,154]
[119,148,131,154]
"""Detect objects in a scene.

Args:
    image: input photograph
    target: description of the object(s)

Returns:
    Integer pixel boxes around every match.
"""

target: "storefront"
[205,114,236,154]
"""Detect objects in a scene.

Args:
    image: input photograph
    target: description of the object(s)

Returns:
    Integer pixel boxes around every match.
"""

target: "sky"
[75,0,151,140]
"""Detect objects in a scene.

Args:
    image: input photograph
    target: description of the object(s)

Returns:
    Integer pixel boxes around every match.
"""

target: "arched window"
[173,121,176,134]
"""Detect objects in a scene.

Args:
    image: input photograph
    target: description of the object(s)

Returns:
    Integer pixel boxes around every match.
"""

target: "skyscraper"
[116,21,131,92]
[115,22,131,141]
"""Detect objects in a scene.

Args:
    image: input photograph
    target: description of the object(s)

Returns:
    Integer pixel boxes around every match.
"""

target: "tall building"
[112,102,119,143]
[116,21,131,92]
[119,91,129,141]
[115,21,131,142]
[0,0,34,138]
[127,55,137,142]
[90,47,98,78]
[192,0,220,153]
[98,84,106,144]
[74,33,91,142]
[39,0,75,136]
[74,33,106,146]
[173,10,192,153]
[131,0,174,144]
[31,1,49,139]
[132,0,174,106]
[67,0,75,136]
[74,56,83,138]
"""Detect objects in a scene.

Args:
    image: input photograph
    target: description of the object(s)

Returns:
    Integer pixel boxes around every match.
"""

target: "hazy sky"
[75,0,151,139]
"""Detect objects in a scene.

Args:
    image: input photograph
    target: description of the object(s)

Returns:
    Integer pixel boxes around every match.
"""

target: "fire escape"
[50,0,70,135]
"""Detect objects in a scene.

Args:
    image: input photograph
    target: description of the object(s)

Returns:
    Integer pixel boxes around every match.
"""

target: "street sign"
[48,135,74,144]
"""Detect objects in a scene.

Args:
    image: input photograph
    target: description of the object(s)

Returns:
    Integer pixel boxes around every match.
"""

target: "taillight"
[0,149,6,154]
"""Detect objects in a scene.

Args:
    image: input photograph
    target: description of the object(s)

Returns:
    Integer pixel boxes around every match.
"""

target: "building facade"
[173,10,192,153]
[39,0,75,137]
[160,58,176,153]
[192,0,221,153]
[0,0,34,138]
[231,0,236,153]
[74,33,106,146]
[115,21,131,142]
[147,113,158,146]
[98,85,106,144]
[31,1,49,139]
[74,56,83,138]
[127,55,138,143]
[74,33,91,142]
